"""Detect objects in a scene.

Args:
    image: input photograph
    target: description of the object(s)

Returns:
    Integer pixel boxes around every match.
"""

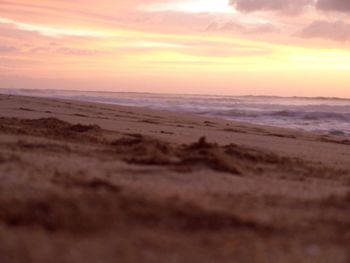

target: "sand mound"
[110,135,334,178]
[192,140,347,179]
[111,136,241,174]
[0,117,102,142]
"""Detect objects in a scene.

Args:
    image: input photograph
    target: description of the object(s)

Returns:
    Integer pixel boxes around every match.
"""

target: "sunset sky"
[1,0,350,97]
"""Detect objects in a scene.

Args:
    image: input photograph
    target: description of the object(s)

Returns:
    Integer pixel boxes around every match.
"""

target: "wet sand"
[0,94,349,263]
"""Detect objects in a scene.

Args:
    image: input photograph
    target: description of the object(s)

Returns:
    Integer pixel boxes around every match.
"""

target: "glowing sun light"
[141,0,234,13]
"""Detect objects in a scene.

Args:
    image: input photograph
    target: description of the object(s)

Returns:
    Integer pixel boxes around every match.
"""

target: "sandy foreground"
[0,94,349,263]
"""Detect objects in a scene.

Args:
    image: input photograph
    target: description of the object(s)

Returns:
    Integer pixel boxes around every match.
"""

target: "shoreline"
[2,88,350,100]
[1,89,350,138]
[0,94,349,263]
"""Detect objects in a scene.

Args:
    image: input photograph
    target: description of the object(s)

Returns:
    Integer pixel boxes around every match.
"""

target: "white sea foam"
[2,89,350,136]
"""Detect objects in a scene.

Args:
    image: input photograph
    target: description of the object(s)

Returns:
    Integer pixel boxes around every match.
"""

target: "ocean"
[2,89,350,137]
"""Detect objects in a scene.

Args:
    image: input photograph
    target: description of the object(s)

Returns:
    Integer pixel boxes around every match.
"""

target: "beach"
[0,94,349,263]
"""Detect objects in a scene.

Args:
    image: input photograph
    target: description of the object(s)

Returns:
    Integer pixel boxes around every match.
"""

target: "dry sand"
[0,94,349,263]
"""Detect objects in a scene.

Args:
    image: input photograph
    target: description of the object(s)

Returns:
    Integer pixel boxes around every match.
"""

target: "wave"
[211,109,350,122]
[268,110,350,121]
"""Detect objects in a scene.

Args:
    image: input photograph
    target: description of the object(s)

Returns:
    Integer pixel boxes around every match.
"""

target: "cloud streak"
[0,17,115,38]
[0,44,17,53]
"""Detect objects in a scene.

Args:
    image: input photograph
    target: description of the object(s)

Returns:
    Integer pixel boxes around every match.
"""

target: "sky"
[1,0,350,98]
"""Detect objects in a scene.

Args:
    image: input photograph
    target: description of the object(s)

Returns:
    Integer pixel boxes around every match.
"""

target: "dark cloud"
[230,0,350,15]
[230,0,313,14]
[317,0,350,13]
[299,20,350,41]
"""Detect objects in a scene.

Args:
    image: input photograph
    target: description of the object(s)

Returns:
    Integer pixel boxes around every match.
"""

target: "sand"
[0,94,349,263]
